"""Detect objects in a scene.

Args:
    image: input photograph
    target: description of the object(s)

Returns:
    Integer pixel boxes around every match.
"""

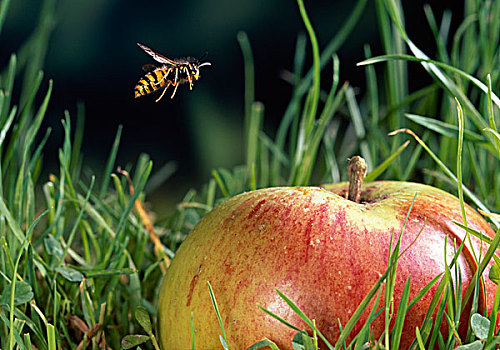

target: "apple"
[157,175,497,348]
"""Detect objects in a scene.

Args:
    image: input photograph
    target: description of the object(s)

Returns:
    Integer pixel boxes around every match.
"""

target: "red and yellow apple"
[157,181,498,349]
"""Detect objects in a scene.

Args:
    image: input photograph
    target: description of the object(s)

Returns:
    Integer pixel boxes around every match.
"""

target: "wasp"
[134,42,211,102]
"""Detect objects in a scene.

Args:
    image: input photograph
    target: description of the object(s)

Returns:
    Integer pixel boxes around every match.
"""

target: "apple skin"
[157,181,497,349]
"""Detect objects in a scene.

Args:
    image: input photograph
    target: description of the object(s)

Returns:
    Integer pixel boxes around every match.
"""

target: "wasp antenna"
[198,62,212,67]
[198,52,209,62]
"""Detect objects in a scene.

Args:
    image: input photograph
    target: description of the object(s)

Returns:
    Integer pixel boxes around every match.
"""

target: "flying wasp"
[134,42,211,102]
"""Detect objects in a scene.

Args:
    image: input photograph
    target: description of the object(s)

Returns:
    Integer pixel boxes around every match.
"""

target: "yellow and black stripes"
[134,65,195,101]
[134,67,172,98]
[134,42,211,102]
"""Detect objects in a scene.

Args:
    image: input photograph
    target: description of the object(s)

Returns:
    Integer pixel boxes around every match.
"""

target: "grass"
[0,0,499,349]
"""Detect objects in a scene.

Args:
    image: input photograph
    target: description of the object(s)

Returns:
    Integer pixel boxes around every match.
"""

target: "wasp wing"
[137,42,179,65]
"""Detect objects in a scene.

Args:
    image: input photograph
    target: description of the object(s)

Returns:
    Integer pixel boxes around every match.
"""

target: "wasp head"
[189,61,211,81]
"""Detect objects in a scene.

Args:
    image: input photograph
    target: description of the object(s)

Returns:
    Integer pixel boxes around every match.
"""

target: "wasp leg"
[173,67,179,85]
[186,70,194,90]
[156,81,172,102]
[157,67,172,85]
[170,81,180,99]
[168,67,181,99]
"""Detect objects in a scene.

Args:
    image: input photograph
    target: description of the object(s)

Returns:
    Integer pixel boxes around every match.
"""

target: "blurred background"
[0,0,461,211]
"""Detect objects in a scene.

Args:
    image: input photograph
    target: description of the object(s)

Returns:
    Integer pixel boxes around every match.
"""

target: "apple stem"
[348,156,367,203]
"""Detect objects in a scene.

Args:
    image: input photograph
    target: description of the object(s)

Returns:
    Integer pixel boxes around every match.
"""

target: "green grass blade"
[353,288,383,349]
[46,323,56,350]
[293,74,344,185]
[16,70,44,130]
[245,339,280,350]
[375,0,408,175]
[462,227,500,314]
[258,139,270,188]
[389,128,499,229]
[270,35,305,186]
[69,102,85,177]
[271,0,367,186]
[102,161,152,266]
[295,0,368,98]
[414,327,426,350]
[207,281,228,347]
[145,160,177,195]
[423,4,451,63]
[364,141,410,182]
[211,169,231,198]
[0,54,16,119]
[332,255,395,348]
[358,54,500,112]
[296,0,320,123]
[28,127,51,181]
[7,238,30,349]
[427,287,448,349]
[56,176,95,268]
[99,125,123,197]
[237,31,255,136]
[24,333,32,350]
[390,277,411,349]
[345,85,367,152]
[23,77,52,156]
[404,113,484,142]
[0,105,17,150]
[486,74,500,157]
[363,45,379,133]
[260,132,289,169]
[257,304,302,333]
[287,33,307,164]
[246,102,264,175]
[191,312,196,350]
[19,0,55,106]
[0,0,12,35]
[379,41,488,135]
[0,196,25,244]
[407,273,442,311]
[275,289,334,349]
[487,281,500,340]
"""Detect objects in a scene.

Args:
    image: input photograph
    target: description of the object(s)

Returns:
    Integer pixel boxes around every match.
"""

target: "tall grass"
[0,0,498,349]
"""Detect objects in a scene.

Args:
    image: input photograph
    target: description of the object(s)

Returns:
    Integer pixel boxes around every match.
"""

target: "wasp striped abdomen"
[134,67,172,99]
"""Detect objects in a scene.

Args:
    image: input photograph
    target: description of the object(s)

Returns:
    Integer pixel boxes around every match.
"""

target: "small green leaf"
[135,306,152,334]
[470,313,490,340]
[121,334,150,349]
[292,331,316,350]
[44,234,63,259]
[246,339,280,350]
[55,267,83,282]
[454,340,483,350]
[0,281,34,306]
[489,263,499,285]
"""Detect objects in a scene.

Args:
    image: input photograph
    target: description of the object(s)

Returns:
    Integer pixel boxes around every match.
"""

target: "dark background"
[0,0,462,210]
